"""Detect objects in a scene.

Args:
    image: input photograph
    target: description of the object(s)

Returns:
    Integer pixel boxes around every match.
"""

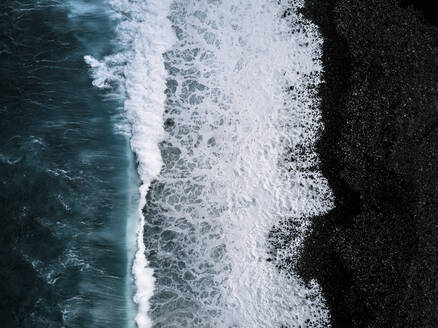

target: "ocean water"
[1,0,137,326]
[1,0,332,327]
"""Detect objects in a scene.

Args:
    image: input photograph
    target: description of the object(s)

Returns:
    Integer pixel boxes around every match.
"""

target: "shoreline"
[272,0,438,327]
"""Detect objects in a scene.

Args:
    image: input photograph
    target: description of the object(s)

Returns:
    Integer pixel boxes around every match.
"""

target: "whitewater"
[86,0,333,327]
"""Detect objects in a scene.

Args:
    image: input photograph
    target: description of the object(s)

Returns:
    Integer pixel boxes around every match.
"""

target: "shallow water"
[146,1,333,326]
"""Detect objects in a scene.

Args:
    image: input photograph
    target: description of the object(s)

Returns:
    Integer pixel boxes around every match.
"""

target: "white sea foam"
[85,0,175,327]
[143,0,333,326]
[87,0,333,326]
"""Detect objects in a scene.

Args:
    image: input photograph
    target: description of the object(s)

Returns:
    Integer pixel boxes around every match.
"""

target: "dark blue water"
[0,1,137,326]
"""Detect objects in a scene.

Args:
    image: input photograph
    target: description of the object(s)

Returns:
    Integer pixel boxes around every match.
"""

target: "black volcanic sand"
[270,0,438,327]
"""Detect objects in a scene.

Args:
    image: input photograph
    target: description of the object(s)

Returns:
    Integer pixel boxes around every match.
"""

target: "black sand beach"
[272,0,438,327]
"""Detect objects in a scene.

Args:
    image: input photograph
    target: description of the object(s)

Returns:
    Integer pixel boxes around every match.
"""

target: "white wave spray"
[85,0,175,327]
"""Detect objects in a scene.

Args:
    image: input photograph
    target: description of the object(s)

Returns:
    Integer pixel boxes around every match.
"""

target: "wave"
[85,0,175,327]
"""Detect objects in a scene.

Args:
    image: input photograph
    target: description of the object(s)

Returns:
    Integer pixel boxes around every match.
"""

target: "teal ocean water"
[1,1,138,326]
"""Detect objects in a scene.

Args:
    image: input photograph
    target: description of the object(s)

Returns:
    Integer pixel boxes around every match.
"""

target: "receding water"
[146,1,333,326]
